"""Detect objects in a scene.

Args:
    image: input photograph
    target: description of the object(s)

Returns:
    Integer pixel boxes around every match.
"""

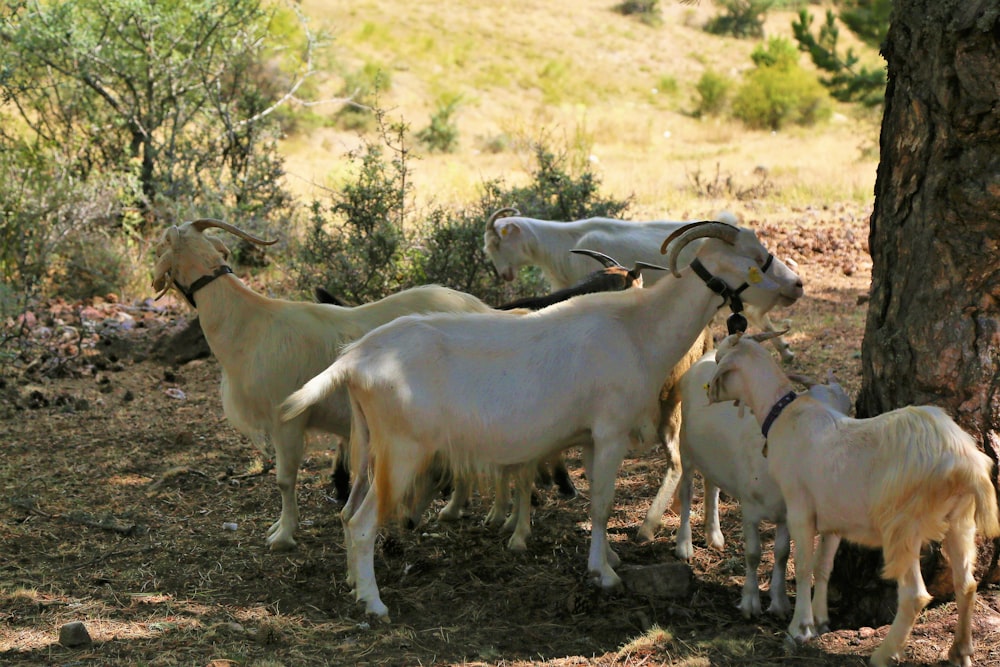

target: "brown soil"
[3,206,1000,666]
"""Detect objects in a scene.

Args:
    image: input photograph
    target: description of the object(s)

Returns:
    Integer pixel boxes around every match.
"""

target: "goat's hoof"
[947,644,972,667]
[815,621,831,635]
[506,537,528,552]
[635,526,658,544]
[589,571,623,592]
[359,598,390,622]
[738,598,762,619]
[265,535,297,552]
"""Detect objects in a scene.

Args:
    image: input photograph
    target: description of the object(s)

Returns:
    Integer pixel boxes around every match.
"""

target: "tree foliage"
[0,0,312,227]
[792,3,888,108]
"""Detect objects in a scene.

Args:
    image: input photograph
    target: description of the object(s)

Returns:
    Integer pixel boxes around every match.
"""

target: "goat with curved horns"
[282,220,802,619]
[151,218,504,551]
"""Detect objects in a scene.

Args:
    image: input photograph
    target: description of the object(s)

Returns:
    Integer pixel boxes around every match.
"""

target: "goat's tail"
[876,408,1000,579]
[971,452,1000,539]
[280,358,350,422]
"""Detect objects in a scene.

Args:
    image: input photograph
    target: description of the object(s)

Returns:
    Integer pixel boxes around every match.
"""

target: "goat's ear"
[497,220,521,240]
[208,235,231,261]
[706,353,740,404]
[151,249,172,292]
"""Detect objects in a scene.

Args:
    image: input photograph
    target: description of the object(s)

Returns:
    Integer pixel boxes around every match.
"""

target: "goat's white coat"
[676,352,851,619]
[151,221,500,551]
[707,334,1000,667]
[282,224,802,619]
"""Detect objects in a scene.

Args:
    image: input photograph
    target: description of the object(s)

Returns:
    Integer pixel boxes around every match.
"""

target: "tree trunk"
[834,0,1000,627]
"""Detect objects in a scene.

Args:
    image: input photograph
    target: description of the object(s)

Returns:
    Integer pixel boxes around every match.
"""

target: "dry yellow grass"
[279,0,881,224]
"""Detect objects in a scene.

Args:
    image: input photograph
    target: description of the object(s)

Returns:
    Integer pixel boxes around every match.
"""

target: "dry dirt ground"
[4,206,1000,666]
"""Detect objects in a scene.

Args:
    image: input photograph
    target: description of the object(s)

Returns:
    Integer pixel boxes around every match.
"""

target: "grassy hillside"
[280,0,882,221]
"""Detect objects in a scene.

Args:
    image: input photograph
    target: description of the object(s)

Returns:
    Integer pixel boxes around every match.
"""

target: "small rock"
[59,621,93,648]
[619,562,692,599]
[858,626,877,639]
[165,387,186,400]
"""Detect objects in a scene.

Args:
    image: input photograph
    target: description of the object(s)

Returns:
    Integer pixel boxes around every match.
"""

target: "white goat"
[483,207,796,362]
[707,333,1000,667]
[151,218,502,551]
[675,348,851,619]
[484,208,797,544]
[281,220,803,619]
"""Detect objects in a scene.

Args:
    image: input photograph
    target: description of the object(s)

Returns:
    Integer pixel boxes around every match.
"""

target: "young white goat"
[707,333,1000,667]
[151,218,503,551]
[281,220,803,619]
[675,348,851,619]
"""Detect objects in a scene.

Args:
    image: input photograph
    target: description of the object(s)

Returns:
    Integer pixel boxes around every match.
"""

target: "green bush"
[292,119,632,307]
[732,38,832,130]
[614,0,662,26]
[694,70,733,117]
[704,0,775,39]
[416,96,462,153]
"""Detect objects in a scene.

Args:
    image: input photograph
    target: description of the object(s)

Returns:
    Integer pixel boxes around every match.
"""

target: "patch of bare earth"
[3,207,999,666]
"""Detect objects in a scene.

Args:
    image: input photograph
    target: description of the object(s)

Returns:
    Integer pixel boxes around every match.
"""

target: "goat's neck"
[524,220,588,289]
[741,370,796,432]
[186,272,270,365]
[630,268,726,376]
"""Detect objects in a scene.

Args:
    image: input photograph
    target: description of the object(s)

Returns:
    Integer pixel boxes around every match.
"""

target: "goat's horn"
[485,207,520,236]
[746,328,790,344]
[570,248,624,269]
[786,372,818,387]
[634,260,669,272]
[661,220,740,277]
[190,218,278,246]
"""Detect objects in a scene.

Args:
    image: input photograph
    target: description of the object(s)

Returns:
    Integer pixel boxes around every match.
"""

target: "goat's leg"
[810,533,841,632]
[486,469,511,528]
[674,465,696,559]
[637,451,682,542]
[585,437,628,590]
[346,486,389,619]
[943,505,978,667]
[505,465,534,552]
[703,480,723,550]
[332,441,351,502]
[341,433,372,589]
[739,518,763,618]
[438,475,470,521]
[767,521,792,616]
[786,513,818,643]
[550,454,577,499]
[265,425,306,551]
[870,559,930,667]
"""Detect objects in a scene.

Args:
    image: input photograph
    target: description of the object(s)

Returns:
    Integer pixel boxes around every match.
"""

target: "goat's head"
[707,331,786,407]
[482,207,527,282]
[151,218,276,304]
[661,221,803,312]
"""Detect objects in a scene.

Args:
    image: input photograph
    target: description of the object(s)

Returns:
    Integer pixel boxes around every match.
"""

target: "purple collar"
[761,391,797,438]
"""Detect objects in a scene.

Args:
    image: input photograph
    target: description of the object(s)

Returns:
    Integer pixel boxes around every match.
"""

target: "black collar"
[174,265,233,307]
[690,254,774,335]
[761,390,797,438]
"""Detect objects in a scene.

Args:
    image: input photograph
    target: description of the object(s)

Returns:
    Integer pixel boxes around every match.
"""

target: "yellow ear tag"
[703,382,711,397]
[747,266,763,284]
[500,226,509,237]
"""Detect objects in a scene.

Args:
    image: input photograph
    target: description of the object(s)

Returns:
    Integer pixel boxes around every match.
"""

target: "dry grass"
[281,0,880,222]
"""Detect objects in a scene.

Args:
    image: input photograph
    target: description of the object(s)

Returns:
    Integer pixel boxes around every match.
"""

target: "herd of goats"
[151,210,1000,667]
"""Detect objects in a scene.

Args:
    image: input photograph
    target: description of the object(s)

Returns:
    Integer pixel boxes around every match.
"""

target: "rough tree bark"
[832,0,1000,626]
